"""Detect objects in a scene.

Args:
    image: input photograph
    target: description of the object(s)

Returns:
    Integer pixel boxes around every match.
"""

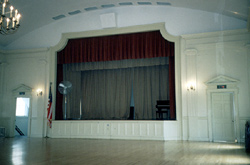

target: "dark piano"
[156,100,170,120]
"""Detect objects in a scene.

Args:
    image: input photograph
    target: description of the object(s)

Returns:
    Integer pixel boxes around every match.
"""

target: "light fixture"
[0,0,21,35]
[187,82,196,91]
[37,89,43,96]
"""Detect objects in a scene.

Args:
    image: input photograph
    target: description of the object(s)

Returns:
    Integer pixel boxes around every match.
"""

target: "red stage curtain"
[57,31,174,64]
[56,30,176,120]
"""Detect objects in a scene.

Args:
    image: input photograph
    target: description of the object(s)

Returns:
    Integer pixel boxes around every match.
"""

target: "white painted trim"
[0,48,49,55]
[30,133,44,138]
[205,76,240,142]
[181,29,248,40]
[205,75,240,86]
[184,49,198,56]
[188,137,210,142]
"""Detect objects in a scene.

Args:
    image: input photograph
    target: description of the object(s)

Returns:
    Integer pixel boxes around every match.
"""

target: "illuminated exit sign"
[217,85,227,89]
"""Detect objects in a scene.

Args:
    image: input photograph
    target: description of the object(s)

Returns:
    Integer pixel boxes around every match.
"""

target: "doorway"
[211,92,235,142]
[15,97,30,137]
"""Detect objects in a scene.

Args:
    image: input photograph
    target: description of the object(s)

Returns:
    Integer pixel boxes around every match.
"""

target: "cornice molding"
[12,84,33,93]
[181,29,248,40]
[205,75,239,86]
[51,22,180,53]
[0,47,49,55]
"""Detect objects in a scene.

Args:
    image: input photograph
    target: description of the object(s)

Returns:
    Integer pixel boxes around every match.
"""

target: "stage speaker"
[100,13,117,28]
[128,106,135,120]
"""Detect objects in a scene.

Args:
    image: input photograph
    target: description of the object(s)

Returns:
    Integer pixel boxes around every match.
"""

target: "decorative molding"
[30,133,43,138]
[214,42,246,50]
[12,84,33,93]
[188,41,247,53]
[184,49,198,56]
[188,137,210,142]
[205,75,239,87]
[0,47,49,55]
[181,29,248,40]
[37,59,47,65]
[12,84,33,97]
[52,23,180,53]
[186,48,197,116]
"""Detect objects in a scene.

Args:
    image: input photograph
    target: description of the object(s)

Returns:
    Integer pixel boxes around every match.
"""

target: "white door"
[211,92,235,142]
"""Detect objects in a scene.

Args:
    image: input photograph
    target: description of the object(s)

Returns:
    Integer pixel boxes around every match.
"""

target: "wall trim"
[0,47,49,55]
[181,29,248,40]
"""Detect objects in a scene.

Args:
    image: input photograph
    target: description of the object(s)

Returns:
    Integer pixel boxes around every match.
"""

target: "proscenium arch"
[50,23,182,139]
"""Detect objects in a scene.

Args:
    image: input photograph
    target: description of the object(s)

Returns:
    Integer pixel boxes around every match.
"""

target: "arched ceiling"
[0,0,249,49]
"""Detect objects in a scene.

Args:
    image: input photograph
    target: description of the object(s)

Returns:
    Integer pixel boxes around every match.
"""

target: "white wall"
[0,49,50,137]
[181,29,250,142]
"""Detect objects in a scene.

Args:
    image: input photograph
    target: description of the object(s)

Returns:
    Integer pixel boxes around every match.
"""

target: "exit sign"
[217,85,227,89]
[19,92,25,95]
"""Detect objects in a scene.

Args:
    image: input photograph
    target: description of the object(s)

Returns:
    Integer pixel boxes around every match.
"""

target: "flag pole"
[45,82,53,138]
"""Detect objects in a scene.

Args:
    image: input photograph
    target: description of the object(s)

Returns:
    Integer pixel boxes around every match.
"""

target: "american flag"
[47,85,53,128]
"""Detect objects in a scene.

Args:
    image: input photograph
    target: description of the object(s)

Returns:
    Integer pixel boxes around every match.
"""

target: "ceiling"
[1,0,249,48]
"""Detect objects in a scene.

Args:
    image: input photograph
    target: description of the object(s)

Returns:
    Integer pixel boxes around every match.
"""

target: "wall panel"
[51,120,176,140]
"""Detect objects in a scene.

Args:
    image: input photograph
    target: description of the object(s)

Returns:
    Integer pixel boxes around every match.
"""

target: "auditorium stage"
[50,120,179,141]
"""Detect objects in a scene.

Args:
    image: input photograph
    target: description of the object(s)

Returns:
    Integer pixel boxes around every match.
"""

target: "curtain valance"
[57,31,174,64]
[65,57,168,72]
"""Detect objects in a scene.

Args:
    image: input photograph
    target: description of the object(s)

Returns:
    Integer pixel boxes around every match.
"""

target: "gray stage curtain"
[63,57,169,120]
[81,68,132,119]
[133,65,169,120]
[62,68,82,119]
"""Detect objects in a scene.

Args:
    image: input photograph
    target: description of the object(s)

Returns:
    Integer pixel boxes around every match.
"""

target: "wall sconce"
[187,82,196,91]
[37,89,43,96]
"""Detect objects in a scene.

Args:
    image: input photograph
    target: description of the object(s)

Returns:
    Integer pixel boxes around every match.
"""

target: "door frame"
[11,84,33,137]
[205,75,240,142]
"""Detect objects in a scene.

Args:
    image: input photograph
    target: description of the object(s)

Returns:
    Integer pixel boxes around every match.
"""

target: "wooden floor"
[0,137,249,165]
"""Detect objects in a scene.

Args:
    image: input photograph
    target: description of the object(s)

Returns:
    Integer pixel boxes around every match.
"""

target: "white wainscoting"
[51,120,178,140]
[0,117,12,137]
